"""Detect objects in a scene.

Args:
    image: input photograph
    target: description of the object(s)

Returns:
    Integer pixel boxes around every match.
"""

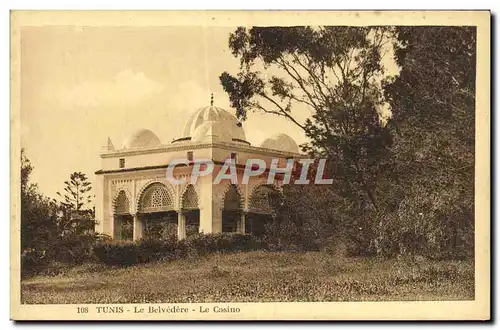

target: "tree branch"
[292,53,330,102]
[256,94,306,130]
[277,55,321,111]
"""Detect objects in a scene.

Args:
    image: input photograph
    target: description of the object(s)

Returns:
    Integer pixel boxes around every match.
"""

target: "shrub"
[368,187,475,260]
[263,219,325,252]
[93,241,137,266]
[93,233,268,266]
[55,232,103,264]
[136,237,184,263]
[144,221,178,241]
[21,248,50,277]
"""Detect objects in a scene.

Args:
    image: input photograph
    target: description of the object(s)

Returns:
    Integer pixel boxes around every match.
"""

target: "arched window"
[114,191,130,215]
[222,184,242,233]
[246,185,282,236]
[181,184,198,210]
[249,185,282,215]
[139,182,173,213]
[223,184,242,211]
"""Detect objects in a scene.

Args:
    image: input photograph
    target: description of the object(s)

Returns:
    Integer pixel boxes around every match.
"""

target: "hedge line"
[93,233,269,266]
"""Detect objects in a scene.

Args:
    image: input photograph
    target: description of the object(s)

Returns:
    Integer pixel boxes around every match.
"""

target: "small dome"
[191,121,216,142]
[260,133,300,153]
[122,129,161,149]
[178,106,248,144]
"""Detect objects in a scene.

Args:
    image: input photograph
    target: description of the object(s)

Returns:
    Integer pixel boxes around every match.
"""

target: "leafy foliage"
[21,149,60,274]
[220,27,395,213]
[221,26,476,259]
[382,26,476,259]
[21,150,101,276]
[93,233,267,266]
[265,184,343,251]
[57,171,93,211]
[93,241,138,266]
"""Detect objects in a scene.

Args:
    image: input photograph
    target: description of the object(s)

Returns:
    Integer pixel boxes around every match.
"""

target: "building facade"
[94,102,302,241]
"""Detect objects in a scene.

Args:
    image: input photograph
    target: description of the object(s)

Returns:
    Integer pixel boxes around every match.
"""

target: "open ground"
[21,251,474,304]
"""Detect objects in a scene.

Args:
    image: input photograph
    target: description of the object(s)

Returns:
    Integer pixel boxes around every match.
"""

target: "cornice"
[100,142,213,158]
[95,156,304,176]
[101,141,304,159]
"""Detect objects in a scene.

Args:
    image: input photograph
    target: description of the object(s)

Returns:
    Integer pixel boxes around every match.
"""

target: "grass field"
[21,251,474,304]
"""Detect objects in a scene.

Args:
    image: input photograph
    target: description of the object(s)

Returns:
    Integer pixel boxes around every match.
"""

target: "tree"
[55,171,95,236]
[20,149,60,275]
[220,27,399,255]
[220,26,476,259]
[382,26,476,258]
[57,172,93,211]
[384,26,475,181]
[21,149,59,251]
[21,152,102,275]
[219,27,395,213]
[21,148,33,195]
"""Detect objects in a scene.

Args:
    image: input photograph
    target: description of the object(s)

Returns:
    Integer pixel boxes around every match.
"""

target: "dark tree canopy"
[21,149,59,253]
[220,26,392,140]
[220,26,396,210]
[220,25,476,259]
[384,26,475,202]
[381,26,476,258]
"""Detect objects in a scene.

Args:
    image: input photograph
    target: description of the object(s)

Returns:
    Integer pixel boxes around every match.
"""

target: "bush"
[21,232,108,277]
[55,232,104,264]
[368,187,475,260]
[136,237,185,263]
[93,241,137,266]
[262,219,327,252]
[21,248,50,277]
[93,233,268,266]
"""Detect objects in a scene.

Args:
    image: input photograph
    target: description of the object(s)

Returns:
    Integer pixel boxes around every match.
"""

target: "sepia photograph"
[10,10,490,320]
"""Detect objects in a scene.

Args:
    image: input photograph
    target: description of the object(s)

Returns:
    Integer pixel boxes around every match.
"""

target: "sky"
[20,26,397,200]
[20,26,312,199]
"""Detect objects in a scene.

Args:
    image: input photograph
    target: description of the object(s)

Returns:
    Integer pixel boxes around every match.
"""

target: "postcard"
[10,10,490,321]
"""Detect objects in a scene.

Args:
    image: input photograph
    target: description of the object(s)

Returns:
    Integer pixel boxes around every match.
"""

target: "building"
[94,98,302,241]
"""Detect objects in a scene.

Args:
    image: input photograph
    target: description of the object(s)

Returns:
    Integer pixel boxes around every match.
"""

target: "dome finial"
[210,93,214,106]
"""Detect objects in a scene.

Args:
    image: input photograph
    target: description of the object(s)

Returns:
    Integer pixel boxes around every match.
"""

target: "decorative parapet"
[100,141,304,159]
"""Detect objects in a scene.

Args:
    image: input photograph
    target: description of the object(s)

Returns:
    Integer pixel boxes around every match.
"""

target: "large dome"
[177,106,248,144]
[122,129,161,149]
[260,133,300,153]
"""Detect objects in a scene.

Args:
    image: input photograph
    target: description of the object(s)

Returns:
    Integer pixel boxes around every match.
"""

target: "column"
[239,211,246,234]
[94,175,105,234]
[113,216,121,240]
[212,205,222,233]
[177,211,186,240]
[133,214,143,241]
[199,173,213,234]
